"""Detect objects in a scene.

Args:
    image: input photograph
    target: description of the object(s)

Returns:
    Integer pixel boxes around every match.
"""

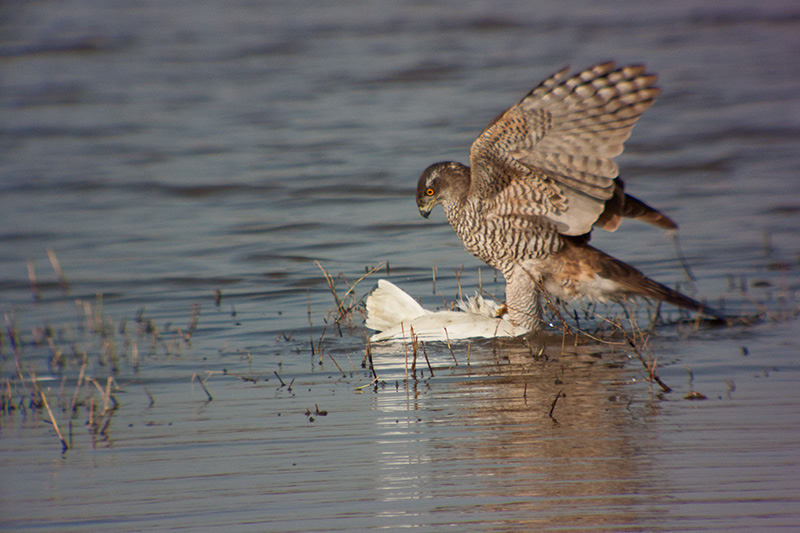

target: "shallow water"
[1,0,799,531]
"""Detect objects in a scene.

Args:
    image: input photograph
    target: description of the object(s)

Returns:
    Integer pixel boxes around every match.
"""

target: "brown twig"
[191,372,213,401]
[40,390,69,452]
[184,303,201,344]
[328,353,346,377]
[420,341,434,377]
[363,337,378,379]
[307,291,315,357]
[410,326,418,380]
[625,315,672,394]
[139,381,155,407]
[401,323,408,382]
[316,260,385,322]
[316,261,345,317]
[533,275,572,335]
[70,356,88,413]
[454,265,464,301]
[443,328,458,365]
[548,389,563,419]
[26,258,41,302]
[339,263,385,310]
[46,248,70,294]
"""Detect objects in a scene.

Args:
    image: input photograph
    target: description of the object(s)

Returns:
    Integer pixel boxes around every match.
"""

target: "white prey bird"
[365,279,527,342]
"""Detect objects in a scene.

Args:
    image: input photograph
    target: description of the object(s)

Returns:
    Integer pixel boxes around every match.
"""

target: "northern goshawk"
[416,62,719,331]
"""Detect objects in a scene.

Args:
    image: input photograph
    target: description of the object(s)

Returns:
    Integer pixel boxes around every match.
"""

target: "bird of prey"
[416,62,720,332]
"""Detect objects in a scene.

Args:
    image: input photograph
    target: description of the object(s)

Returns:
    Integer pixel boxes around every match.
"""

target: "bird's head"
[416,161,470,218]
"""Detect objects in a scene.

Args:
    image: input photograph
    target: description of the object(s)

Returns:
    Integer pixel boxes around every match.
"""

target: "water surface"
[1,0,799,531]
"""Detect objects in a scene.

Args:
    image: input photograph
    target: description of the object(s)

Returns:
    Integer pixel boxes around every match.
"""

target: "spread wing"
[469,62,659,236]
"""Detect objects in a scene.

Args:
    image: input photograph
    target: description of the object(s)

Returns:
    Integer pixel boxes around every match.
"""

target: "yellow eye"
[425,188,435,196]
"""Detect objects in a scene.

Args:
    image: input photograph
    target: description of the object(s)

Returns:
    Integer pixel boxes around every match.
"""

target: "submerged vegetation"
[3,275,202,452]
[2,245,797,453]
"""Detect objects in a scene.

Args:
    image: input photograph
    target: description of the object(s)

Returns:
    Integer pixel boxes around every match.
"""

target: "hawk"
[416,62,720,331]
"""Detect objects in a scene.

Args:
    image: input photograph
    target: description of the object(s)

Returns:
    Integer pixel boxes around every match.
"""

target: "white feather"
[365,279,526,342]
[364,279,430,332]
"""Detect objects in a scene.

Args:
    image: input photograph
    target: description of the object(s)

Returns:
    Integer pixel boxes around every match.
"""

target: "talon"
[496,304,507,318]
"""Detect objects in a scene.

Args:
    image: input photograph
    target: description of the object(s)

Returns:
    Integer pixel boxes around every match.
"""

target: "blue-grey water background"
[1,0,799,531]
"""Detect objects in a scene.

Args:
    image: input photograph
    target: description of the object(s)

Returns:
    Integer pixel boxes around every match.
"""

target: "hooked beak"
[418,198,433,218]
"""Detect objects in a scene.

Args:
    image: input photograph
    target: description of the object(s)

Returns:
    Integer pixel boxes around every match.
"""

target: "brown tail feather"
[596,180,677,232]
[579,242,722,318]
[621,194,677,230]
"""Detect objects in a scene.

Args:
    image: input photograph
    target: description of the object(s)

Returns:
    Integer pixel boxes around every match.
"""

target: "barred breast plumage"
[416,62,721,332]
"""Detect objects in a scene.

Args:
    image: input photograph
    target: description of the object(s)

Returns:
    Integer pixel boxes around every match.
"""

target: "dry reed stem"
[185,303,201,343]
[355,378,378,391]
[22,367,45,411]
[454,265,464,301]
[70,356,88,413]
[306,291,315,357]
[443,328,458,365]
[6,314,24,388]
[316,260,385,322]
[132,341,139,369]
[88,377,119,414]
[533,276,573,335]
[328,353,346,377]
[338,263,385,309]
[137,381,155,407]
[99,412,114,436]
[578,312,640,346]
[420,341,434,377]
[361,336,370,366]
[410,326,418,380]
[26,258,40,302]
[2,378,11,413]
[548,389,563,419]
[572,307,672,394]
[40,390,68,452]
[83,300,95,333]
[88,397,95,430]
[625,314,672,394]
[317,313,329,363]
[344,351,358,373]
[365,340,377,380]
[46,248,69,293]
[191,372,213,401]
[205,369,259,383]
[401,323,408,382]
[317,261,345,317]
